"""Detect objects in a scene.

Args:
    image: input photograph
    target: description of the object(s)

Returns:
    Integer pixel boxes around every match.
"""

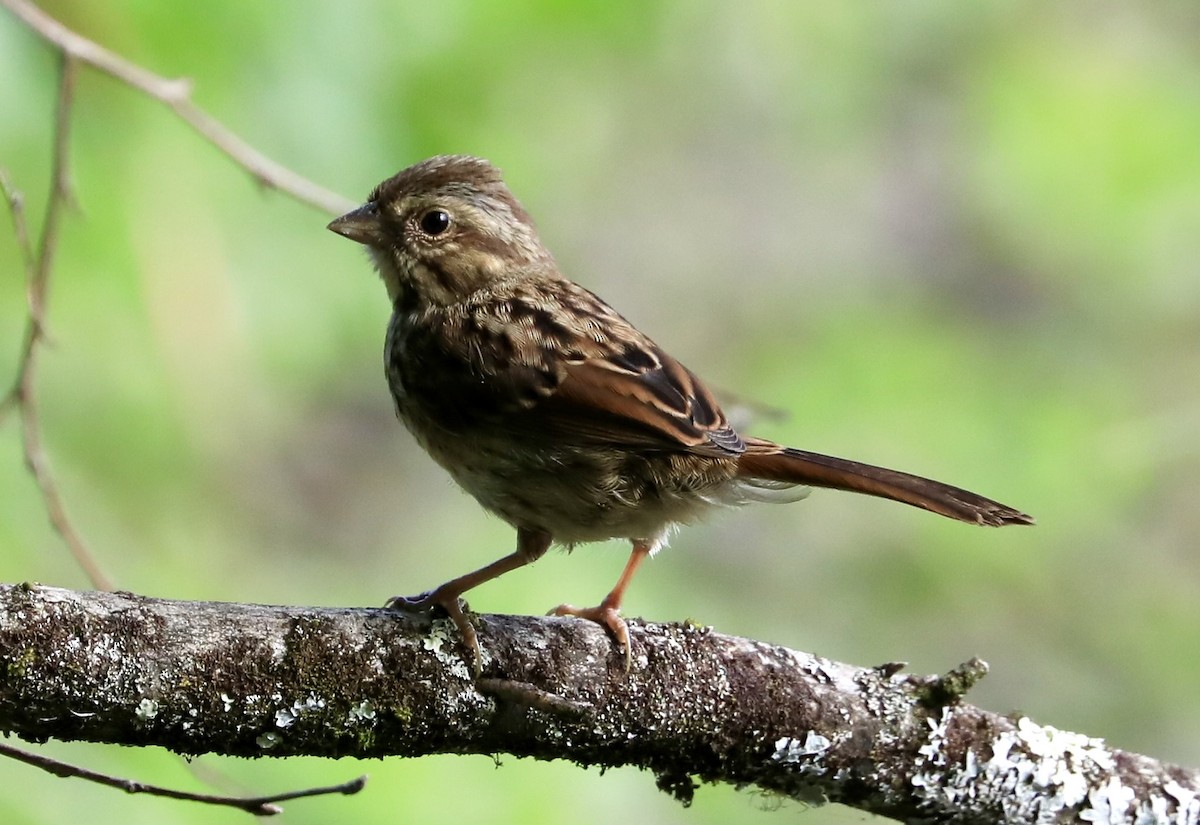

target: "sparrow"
[327,155,1032,674]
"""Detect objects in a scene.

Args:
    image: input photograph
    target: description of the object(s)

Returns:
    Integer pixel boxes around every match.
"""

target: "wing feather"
[544,350,745,456]
[447,280,745,457]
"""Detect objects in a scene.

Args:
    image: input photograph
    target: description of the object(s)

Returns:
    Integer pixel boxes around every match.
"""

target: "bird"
[327,155,1032,675]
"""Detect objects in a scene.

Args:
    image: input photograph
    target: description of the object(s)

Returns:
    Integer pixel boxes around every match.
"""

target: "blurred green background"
[2,2,1199,823]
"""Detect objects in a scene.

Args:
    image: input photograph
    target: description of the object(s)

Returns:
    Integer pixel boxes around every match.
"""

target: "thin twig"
[0,0,356,216]
[1,56,113,590]
[0,170,36,422]
[0,1,374,812]
[0,741,367,816]
[477,677,593,718]
[1,0,365,592]
[0,168,35,276]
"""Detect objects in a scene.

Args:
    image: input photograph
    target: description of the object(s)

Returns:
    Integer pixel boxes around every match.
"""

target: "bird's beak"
[327,203,383,246]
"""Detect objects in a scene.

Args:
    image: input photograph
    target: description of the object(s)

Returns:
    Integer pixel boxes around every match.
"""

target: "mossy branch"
[1,583,1195,822]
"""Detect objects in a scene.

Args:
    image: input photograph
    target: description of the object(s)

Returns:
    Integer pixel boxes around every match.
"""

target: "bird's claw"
[549,602,632,672]
[384,589,482,677]
[384,590,438,611]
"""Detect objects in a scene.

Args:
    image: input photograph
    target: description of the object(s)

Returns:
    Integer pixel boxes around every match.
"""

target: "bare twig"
[0,173,36,424]
[0,0,355,216]
[0,56,113,591]
[477,677,593,718]
[0,0,376,815]
[1,0,365,592]
[0,741,366,816]
[0,169,35,276]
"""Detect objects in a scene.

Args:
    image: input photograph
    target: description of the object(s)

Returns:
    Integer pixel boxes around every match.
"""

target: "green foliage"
[2,3,1199,824]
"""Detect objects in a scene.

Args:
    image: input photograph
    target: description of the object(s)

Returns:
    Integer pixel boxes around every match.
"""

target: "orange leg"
[387,528,552,676]
[550,540,651,671]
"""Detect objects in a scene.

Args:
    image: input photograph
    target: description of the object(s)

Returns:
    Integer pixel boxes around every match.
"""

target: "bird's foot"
[385,588,481,677]
[549,601,632,671]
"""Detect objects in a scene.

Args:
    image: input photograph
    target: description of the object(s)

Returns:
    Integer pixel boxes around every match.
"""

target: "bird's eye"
[419,209,451,236]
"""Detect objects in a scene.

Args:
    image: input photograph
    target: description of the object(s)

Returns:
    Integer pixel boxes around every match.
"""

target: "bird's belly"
[409,423,737,544]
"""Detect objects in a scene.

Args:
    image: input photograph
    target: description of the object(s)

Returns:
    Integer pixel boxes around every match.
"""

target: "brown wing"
[541,345,746,457]
[455,279,745,457]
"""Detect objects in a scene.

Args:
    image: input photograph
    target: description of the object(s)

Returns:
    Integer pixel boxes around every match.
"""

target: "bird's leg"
[386,527,552,676]
[550,540,651,671]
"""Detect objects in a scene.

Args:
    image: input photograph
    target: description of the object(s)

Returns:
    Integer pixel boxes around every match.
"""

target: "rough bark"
[0,582,1196,822]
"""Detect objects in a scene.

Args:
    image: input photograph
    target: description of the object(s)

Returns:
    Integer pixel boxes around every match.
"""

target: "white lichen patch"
[770,731,837,806]
[912,711,1200,824]
[347,700,376,723]
[1082,776,1137,824]
[1166,782,1198,813]
[1149,782,1200,824]
[274,694,327,728]
[421,620,476,679]
[773,731,834,770]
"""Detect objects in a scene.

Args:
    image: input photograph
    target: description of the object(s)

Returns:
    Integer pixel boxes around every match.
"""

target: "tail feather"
[736,446,1033,527]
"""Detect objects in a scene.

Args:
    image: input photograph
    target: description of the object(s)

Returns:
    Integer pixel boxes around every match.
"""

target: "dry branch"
[0,55,114,591]
[1,583,1196,823]
[1,0,354,216]
[0,741,365,815]
[2,0,360,597]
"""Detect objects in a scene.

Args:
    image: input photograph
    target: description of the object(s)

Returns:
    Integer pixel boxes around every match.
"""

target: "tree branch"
[0,0,355,216]
[1,583,1195,823]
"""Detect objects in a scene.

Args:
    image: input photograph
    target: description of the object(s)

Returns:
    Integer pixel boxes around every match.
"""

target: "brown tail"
[737,444,1033,527]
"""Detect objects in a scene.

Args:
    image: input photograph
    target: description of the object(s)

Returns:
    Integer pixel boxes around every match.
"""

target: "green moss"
[915,658,989,708]
[354,727,377,752]
[5,646,37,680]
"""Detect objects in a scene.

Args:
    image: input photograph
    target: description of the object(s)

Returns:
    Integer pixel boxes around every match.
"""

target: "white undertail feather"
[706,478,813,507]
